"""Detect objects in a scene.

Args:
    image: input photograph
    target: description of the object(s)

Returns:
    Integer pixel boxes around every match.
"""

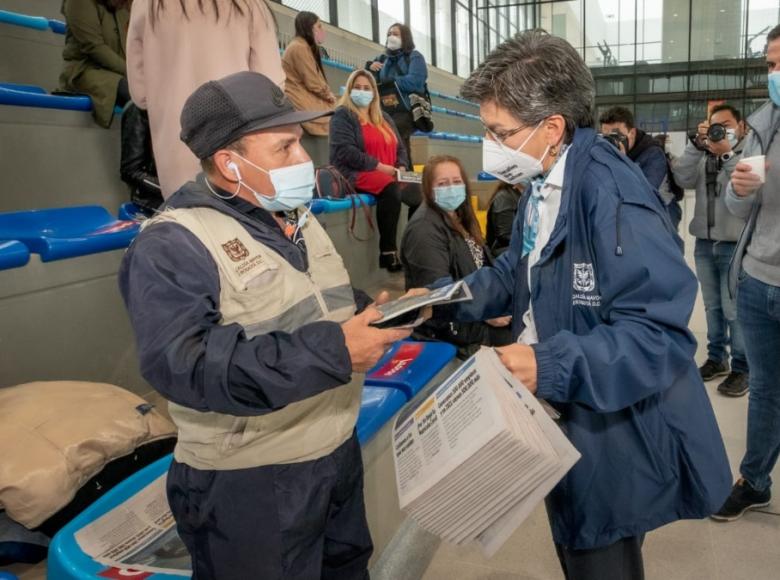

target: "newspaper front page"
[75,474,191,576]
[392,348,580,557]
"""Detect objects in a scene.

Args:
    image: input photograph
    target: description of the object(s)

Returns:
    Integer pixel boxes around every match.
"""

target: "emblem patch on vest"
[222,238,250,262]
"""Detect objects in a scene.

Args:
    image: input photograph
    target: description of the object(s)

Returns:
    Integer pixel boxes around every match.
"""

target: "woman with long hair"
[281,11,335,136]
[126,0,284,197]
[329,69,420,271]
[367,22,428,161]
[401,155,511,356]
[59,0,131,128]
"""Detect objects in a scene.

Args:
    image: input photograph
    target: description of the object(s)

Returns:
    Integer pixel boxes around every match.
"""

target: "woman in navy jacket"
[426,31,732,580]
[367,22,428,158]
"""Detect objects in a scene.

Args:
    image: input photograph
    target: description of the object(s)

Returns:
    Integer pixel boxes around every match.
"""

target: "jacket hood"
[627,129,662,162]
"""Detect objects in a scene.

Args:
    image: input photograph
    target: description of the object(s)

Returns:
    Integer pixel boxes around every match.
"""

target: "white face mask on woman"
[482,120,549,184]
[386,35,402,51]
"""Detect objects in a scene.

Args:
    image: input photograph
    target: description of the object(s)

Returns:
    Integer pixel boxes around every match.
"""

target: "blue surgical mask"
[769,71,780,107]
[433,184,467,212]
[350,89,373,108]
[233,153,314,212]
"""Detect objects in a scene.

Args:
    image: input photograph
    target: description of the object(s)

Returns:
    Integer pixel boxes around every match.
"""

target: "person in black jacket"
[329,69,420,271]
[486,182,525,255]
[120,102,162,214]
[401,155,512,357]
[599,106,683,229]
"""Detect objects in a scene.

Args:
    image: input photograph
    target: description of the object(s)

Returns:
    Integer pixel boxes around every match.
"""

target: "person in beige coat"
[126,0,284,198]
[281,11,336,137]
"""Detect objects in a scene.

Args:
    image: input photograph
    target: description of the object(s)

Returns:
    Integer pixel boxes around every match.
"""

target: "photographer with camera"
[599,106,683,230]
[672,103,749,397]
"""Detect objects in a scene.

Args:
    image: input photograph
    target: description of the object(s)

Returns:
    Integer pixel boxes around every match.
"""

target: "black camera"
[707,123,727,143]
[603,130,629,151]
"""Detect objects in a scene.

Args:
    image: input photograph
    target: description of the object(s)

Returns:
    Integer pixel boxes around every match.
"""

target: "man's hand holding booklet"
[370,281,473,329]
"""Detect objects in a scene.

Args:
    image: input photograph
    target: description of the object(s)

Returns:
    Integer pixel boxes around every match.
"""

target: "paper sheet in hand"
[371,281,472,329]
[391,348,580,557]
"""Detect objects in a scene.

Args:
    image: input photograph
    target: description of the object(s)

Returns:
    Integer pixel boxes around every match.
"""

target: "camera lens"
[707,123,726,143]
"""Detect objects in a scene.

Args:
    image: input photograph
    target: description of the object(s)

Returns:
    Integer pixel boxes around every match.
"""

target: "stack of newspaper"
[391,348,580,557]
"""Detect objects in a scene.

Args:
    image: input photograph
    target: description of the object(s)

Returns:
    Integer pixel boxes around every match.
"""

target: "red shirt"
[355,121,398,194]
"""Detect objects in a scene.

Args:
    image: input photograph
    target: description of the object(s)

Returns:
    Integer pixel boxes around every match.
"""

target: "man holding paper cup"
[713,24,780,522]
[415,31,731,579]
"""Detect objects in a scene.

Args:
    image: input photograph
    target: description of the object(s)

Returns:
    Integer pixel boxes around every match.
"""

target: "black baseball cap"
[180,71,333,160]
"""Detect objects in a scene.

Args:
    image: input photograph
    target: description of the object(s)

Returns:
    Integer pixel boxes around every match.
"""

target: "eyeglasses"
[482,123,526,145]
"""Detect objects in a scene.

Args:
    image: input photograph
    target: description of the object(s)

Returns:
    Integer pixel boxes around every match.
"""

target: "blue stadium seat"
[0,206,139,262]
[308,193,376,215]
[356,385,407,445]
[0,84,92,112]
[117,202,148,221]
[0,240,30,270]
[365,340,457,400]
[48,18,66,34]
[477,171,498,181]
[47,455,184,580]
[0,10,49,31]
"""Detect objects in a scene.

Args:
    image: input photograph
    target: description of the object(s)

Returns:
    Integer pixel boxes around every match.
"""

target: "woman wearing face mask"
[282,11,336,136]
[401,156,511,357]
[329,69,421,271]
[366,23,428,161]
[412,31,732,579]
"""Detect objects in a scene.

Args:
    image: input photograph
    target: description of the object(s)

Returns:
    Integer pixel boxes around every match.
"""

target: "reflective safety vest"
[143,206,362,470]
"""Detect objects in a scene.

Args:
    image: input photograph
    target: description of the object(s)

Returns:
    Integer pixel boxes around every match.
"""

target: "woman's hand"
[486,316,512,328]
[369,61,384,72]
[495,344,538,393]
[377,163,397,177]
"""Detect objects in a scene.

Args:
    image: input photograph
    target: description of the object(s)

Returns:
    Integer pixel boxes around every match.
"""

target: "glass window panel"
[336,0,372,39]
[690,0,744,62]
[436,0,454,73]
[281,0,330,22]
[584,0,635,67]
[636,0,662,63]
[378,0,405,39]
[410,0,432,62]
[746,0,779,58]
[456,2,471,77]
[660,0,691,63]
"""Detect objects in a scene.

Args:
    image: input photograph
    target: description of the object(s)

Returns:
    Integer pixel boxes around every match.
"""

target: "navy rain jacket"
[118,179,371,417]
[443,128,732,549]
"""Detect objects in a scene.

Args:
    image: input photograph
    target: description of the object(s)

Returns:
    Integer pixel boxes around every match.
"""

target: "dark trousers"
[167,433,372,580]
[390,110,414,168]
[555,535,645,580]
[116,77,131,108]
[376,181,421,253]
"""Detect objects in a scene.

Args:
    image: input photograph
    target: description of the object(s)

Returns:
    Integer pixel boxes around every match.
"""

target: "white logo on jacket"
[573,263,596,292]
[572,263,601,308]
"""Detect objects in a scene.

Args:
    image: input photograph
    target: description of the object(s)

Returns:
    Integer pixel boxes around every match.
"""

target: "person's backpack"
[313,166,376,241]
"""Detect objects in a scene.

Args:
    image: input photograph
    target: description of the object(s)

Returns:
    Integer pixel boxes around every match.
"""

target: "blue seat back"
[365,341,457,400]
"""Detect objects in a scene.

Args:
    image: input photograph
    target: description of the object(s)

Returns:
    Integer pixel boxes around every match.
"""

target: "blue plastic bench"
[356,385,408,445]
[413,130,482,143]
[0,206,139,262]
[308,193,376,215]
[0,84,92,112]
[0,10,66,34]
[366,340,457,400]
[0,240,30,270]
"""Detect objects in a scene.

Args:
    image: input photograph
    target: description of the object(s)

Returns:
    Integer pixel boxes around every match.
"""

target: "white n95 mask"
[482,121,548,185]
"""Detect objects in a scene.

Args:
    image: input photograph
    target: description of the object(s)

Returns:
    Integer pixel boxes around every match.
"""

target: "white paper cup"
[741,155,766,183]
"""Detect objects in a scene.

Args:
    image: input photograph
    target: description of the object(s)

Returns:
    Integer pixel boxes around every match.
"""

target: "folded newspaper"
[74,474,191,576]
[372,281,472,329]
[391,347,580,557]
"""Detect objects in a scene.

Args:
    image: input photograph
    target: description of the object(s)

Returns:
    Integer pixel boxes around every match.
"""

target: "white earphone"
[227,161,242,181]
